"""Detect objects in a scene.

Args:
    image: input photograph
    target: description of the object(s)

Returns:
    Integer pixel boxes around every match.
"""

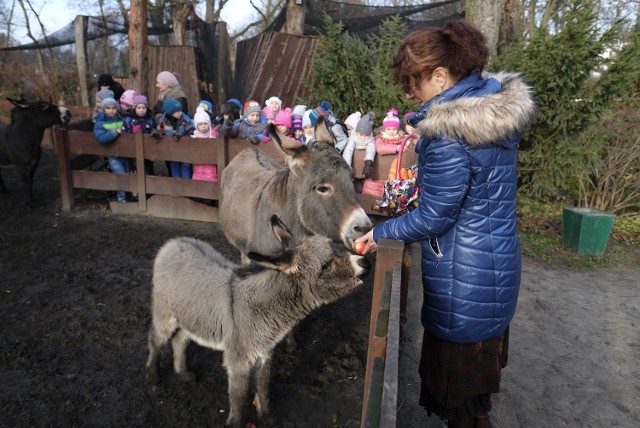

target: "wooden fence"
[52,122,416,221]
[361,239,410,427]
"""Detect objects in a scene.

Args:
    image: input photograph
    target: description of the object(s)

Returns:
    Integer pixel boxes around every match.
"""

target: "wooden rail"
[361,239,410,428]
[52,123,416,222]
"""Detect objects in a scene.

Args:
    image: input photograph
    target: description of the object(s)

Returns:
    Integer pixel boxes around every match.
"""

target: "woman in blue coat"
[356,20,535,427]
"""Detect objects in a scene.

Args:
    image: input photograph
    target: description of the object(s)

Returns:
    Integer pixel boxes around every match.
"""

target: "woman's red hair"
[392,20,489,93]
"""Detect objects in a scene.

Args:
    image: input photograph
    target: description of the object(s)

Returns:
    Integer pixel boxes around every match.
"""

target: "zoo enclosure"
[52,122,411,426]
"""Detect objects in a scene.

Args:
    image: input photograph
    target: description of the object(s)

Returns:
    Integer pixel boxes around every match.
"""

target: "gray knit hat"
[355,111,375,135]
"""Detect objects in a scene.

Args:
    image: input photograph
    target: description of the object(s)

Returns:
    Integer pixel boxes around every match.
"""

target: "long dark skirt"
[419,327,509,421]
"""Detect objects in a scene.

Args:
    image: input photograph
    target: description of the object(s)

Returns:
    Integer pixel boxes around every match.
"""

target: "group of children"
[93,71,417,202]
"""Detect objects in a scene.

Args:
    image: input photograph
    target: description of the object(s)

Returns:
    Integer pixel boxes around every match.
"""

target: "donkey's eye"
[321,260,332,271]
[316,185,333,195]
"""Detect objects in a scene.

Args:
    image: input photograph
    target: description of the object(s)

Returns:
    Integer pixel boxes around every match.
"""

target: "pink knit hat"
[261,106,276,120]
[274,107,293,129]
[131,94,148,108]
[119,89,139,109]
[382,108,400,129]
[156,71,179,88]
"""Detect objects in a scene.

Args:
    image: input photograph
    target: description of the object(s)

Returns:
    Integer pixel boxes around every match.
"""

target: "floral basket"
[372,134,420,217]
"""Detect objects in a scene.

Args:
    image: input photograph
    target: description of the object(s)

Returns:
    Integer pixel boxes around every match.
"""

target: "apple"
[354,241,366,255]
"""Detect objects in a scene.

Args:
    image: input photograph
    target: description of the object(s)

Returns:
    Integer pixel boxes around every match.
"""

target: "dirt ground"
[0,147,373,427]
[397,241,640,427]
[3,146,639,428]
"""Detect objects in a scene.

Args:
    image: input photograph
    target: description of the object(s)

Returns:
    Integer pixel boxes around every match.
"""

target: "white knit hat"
[345,111,362,131]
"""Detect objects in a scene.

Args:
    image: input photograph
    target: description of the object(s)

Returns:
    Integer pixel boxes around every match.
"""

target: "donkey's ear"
[270,214,293,248]
[313,116,334,147]
[7,96,29,109]
[268,123,306,157]
[246,250,294,272]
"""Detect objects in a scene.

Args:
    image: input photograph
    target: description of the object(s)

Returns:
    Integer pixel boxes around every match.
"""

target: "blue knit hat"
[163,98,183,116]
[227,98,242,110]
[101,97,118,110]
[197,100,215,117]
[97,89,114,101]
[309,101,333,127]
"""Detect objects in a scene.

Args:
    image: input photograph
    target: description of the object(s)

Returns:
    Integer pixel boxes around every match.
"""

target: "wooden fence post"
[54,127,74,211]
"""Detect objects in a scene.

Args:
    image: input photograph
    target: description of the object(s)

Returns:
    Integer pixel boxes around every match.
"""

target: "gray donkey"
[146,215,371,428]
[220,118,372,261]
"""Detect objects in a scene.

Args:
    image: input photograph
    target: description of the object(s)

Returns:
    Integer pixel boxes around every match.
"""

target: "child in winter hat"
[93,89,114,121]
[292,113,304,141]
[152,98,194,178]
[197,100,215,120]
[292,104,307,117]
[375,108,406,155]
[122,94,154,134]
[265,96,283,115]
[308,100,334,127]
[261,106,276,124]
[301,109,314,145]
[243,100,262,124]
[119,89,139,114]
[219,100,268,144]
[220,98,241,123]
[274,107,293,136]
[93,97,129,202]
[343,112,376,179]
[191,106,218,182]
[344,111,362,135]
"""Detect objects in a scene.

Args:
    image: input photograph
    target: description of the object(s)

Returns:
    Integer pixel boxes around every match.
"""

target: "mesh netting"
[0,13,172,52]
[265,0,463,38]
[2,0,463,52]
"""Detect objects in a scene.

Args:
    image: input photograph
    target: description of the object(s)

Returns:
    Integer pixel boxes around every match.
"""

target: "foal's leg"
[146,321,175,383]
[254,354,274,424]
[225,363,251,428]
[171,329,195,382]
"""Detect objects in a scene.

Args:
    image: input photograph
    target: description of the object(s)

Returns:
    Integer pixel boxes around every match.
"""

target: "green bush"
[306,15,415,121]
[489,0,640,197]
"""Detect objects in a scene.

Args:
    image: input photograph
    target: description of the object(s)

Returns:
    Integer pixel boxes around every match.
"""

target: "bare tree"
[171,0,195,45]
[204,0,231,24]
[465,0,509,57]
[16,0,52,79]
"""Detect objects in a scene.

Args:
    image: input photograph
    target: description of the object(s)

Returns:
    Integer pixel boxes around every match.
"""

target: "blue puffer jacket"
[373,71,535,343]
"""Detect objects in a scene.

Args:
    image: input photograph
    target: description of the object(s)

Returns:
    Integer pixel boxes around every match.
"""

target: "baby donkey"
[146,215,370,427]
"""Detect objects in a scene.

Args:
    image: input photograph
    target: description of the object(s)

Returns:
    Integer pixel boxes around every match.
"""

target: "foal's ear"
[267,123,306,157]
[313,116,334,147]
[270,214,293,248]
[245,215,296,272]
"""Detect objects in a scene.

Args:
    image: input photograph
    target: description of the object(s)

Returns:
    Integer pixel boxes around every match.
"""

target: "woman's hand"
[355,229,377,254]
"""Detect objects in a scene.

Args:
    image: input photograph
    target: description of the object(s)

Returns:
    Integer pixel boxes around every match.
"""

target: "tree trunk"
[283,0,304,36]
[75,15,90,106]
[465,0,508,58]
[498,0,524,54]
[172,2,192,45]
[129,0,149,95]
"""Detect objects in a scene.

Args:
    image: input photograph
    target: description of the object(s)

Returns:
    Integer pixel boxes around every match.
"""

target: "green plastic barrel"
[562,207,616,255]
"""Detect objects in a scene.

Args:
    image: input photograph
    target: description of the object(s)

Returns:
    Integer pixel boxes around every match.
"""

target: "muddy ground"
[0,147,372,427]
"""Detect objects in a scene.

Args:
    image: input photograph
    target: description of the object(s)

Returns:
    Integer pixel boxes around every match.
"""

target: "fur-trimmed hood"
[414,71,536,147]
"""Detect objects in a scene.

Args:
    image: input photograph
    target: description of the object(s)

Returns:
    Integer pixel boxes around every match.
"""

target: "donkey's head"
[8,95,71,128]
[248,215,371,303]
[267,119,372,250]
